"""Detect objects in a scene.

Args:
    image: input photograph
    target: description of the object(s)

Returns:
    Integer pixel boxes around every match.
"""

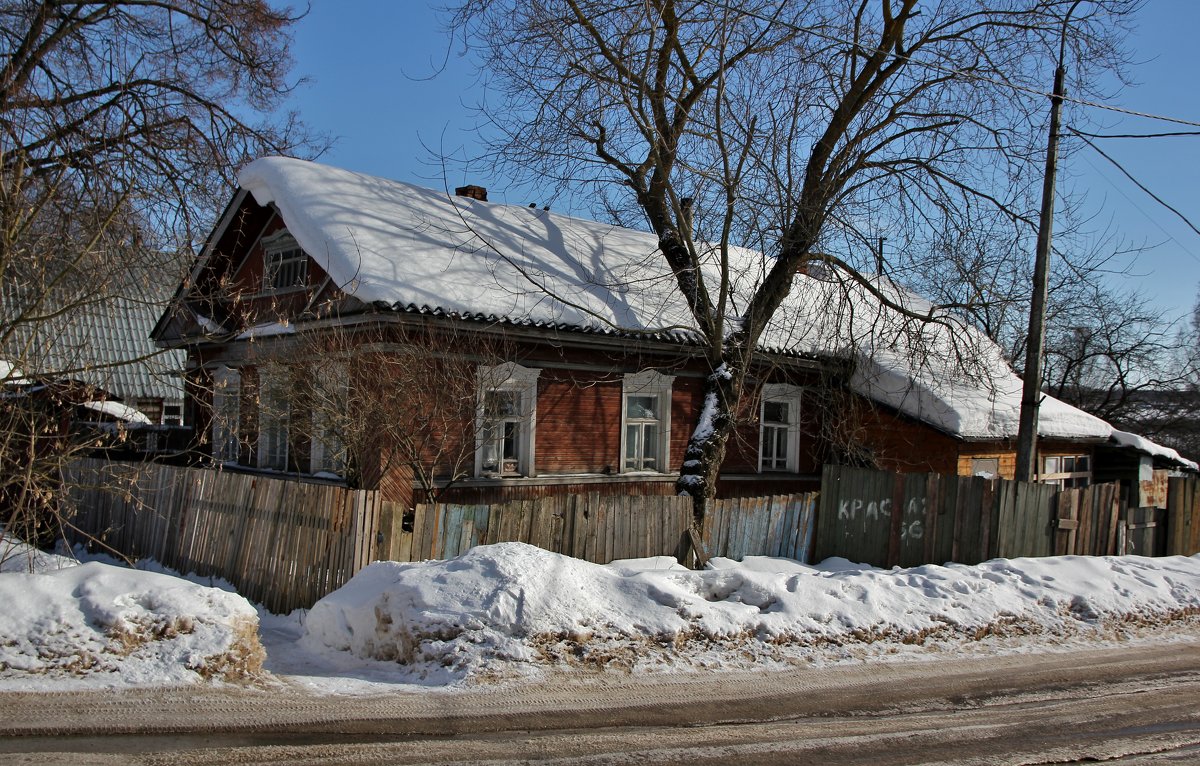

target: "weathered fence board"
[61,458,1196,615]
[816,465,1104,567]
[1055,484,1124,556]
[1168,476,1200,556]
[63,460,383,614]
[404,492,816,566]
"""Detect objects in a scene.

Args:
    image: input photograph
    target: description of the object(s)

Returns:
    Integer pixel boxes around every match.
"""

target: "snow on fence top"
[237,157,1112,443]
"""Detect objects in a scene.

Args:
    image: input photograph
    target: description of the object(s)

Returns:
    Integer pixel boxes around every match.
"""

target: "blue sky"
[285,2,1200,321]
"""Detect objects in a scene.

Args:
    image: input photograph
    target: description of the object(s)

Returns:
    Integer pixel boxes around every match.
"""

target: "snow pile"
[303,543,1200,680]
[0,539,264,688]
[0,536,78,574]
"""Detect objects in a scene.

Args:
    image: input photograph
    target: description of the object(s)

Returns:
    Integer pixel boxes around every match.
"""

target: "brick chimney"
[455,185,488,202]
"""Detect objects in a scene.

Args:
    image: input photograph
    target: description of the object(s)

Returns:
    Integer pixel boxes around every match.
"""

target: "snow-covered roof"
[233,157,1112,442]
[1110,430,1198,471]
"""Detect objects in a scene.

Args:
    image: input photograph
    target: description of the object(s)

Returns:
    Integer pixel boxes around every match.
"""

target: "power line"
[1077,150,1200,267]
[1069,127,1200,241]
[1073,129,1200,139]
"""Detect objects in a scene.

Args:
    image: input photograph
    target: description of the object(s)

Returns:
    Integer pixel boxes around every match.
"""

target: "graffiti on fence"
[837,496,925,541]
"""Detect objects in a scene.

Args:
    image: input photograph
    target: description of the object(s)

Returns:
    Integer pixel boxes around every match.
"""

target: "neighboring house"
[151,157,1194,508]
[2,279,187,428]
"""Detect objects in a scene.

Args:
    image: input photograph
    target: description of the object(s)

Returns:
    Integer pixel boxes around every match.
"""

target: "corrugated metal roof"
[2,278,185,402]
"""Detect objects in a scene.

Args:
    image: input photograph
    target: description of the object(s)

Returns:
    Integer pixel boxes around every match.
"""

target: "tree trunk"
[675,361,743,531]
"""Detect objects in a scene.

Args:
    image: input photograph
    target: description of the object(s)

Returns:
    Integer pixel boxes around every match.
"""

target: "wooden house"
[152,157,1191,509]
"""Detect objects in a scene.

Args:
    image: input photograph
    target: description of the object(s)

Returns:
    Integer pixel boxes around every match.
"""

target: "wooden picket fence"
[60,459,1197,614]
[817,464,1186,568]
[816,464,1057,567]
[387,492,819,565]
[63,459,384,614]
[62,460,819,611]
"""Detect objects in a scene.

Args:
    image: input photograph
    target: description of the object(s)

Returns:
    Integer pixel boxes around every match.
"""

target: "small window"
[1040,453,1091,489]
[971,458,1000,478]
[261,231,308,292]
[621,370,674,474]
[759,384,802,473]
[163,403,183,427]
[476,363,540,478]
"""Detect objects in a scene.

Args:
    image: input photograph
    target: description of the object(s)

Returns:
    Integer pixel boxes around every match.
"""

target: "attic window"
[262,231,308,292]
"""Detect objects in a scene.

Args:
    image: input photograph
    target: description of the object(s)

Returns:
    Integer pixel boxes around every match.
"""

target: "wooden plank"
[472,504,489,551]
[886,472,905,568]
[1055,489,1077,556]
[556,496,574,557]
[1076,487,1093,555]
[441,505,465,559]
[923,473,939,564]
[410,503,430,561]
[458,519,476,557]
[377,502,398,561]
[616,496,631,561]
[583,494,599,563]
[528,497,548,552]
[688,527,710,569]
[1104,484,1121,556]
[979,479,995,560]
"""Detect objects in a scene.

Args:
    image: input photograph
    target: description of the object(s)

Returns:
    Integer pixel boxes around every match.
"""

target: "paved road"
[2,642,1198,764]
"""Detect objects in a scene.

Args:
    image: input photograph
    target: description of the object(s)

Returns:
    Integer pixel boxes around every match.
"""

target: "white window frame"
[257,366,290,471]
[261,230,308,293]
[620,370,674,474]
[759,383,802,473]
[475,362,541,478]
[211,366,240,463]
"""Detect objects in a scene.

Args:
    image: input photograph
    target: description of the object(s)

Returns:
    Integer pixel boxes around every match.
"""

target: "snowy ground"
[1,533,1198,694]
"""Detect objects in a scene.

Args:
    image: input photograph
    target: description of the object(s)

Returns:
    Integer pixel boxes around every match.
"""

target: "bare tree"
[253,320,510,505]
[447,0,1135,525]
[1,0,322,556]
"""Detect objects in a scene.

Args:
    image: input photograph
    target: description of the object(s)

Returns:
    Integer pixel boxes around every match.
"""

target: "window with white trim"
[476,363,540,477]
[211,366,240,463]
[261,231,308,292]
[759,383,802,472]
[1040,453,1090,489]
[257,366,290,471]
[621,370,674,473]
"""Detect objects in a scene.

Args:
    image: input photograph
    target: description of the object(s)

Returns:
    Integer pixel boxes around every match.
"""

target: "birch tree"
[448,0,1135,525]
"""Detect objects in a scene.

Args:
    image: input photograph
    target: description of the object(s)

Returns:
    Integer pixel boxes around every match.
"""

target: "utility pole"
[1015,0,1081,483]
